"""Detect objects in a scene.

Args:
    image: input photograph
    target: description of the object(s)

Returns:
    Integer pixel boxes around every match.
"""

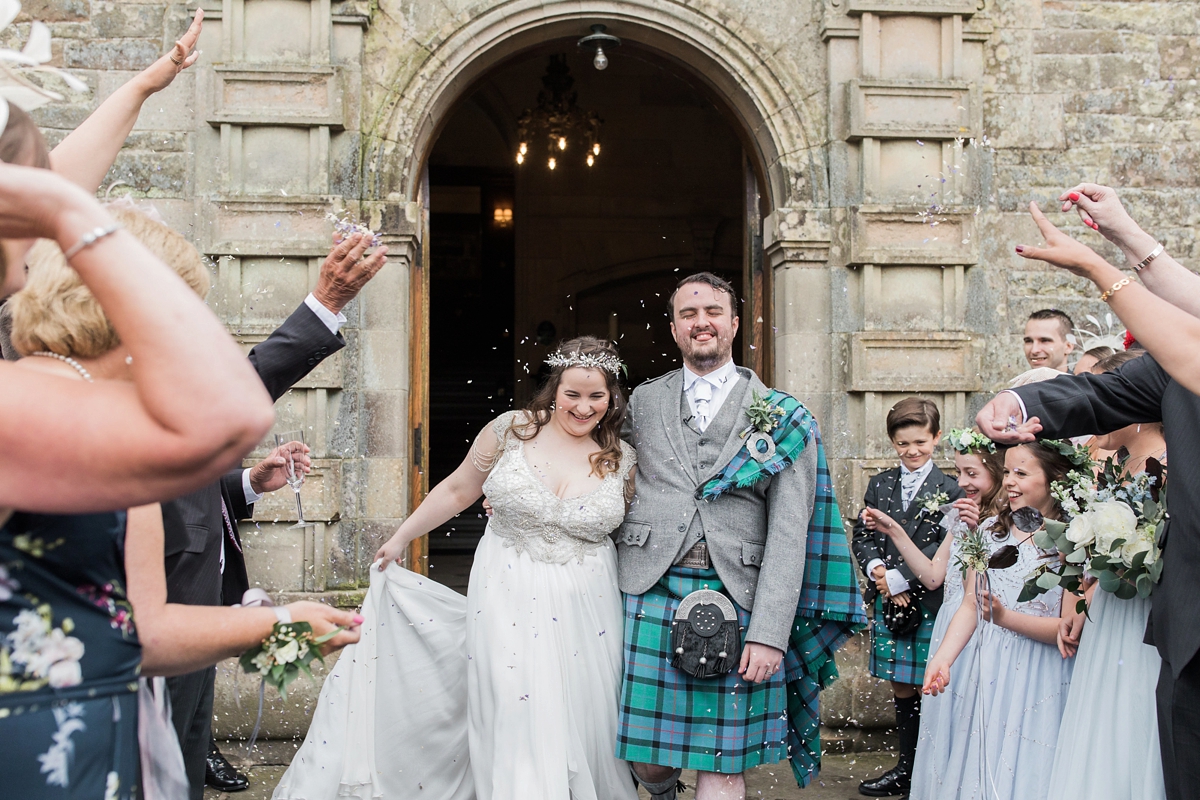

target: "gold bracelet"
[1100,277,1132,302]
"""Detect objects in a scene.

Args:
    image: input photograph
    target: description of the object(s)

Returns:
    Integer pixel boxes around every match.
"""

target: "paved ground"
[204,741,897,800]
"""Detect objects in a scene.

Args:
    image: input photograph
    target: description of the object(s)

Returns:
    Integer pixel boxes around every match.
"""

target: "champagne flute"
[275,430,314,529]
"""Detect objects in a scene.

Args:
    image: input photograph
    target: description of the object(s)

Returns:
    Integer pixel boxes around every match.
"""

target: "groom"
[615,272,819,800]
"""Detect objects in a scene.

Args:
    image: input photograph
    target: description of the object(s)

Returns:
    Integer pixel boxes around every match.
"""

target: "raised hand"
[248,440,312,495]
[283,601,363,656]
[313,233,389,315]
[951,497,981,530]
[1014,202,1111,280]
[1057,183,1137,242]
[136,8,204,95]
[975,391,1042,445]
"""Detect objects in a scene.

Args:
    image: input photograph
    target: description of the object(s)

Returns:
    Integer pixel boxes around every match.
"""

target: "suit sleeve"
[248,302,346,402]
[222,470,253,521]
[1010,354,1168,438]
[745,440,818,651]
[894,475,963,585]
[851,476,883,576]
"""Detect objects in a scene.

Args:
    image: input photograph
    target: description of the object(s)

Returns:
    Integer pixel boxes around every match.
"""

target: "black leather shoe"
[858,765,910,797]
[205,743,249,792]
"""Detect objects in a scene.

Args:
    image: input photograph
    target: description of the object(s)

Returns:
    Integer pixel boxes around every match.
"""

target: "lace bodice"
[980,522,1062,620]
[480,411,636,564]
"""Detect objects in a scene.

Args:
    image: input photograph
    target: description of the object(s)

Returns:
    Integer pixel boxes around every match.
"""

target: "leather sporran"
[881,595,922,637]
[669,589,740,679]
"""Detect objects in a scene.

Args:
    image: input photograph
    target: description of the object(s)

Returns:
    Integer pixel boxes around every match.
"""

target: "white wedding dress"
[273,412,639,800]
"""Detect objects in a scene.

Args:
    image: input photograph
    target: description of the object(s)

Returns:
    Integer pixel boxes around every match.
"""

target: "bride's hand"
[373,532,407,570]
[284,601,363,656]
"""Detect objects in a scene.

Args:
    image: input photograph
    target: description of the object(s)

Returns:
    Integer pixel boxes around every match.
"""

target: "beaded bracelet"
[62,223,123,260]
[1100,277,1132,303]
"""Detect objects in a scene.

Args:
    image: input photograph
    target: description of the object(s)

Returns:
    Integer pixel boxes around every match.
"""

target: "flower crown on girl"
[947,428,997,455]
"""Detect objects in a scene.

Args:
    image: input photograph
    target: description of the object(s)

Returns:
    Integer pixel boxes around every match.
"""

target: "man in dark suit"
[166,232,387,797]
[979,354,1199,800]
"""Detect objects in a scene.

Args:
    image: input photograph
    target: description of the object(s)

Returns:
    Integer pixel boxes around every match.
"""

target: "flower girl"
[912,441,1077,800]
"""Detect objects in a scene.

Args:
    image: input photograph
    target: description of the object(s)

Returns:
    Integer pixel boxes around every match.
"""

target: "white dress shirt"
[682,360,739,432]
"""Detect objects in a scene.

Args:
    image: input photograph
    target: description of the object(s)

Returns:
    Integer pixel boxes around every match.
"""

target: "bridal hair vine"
[545,350,625,376]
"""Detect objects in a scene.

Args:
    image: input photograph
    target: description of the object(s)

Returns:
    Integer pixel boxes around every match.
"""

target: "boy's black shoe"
[205,742,250,792]
[858,765,910,797]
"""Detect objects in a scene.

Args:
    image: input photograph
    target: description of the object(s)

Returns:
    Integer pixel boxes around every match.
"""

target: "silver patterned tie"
[693,377,713,432]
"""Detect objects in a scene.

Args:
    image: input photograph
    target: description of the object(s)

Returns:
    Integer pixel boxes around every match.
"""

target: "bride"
[274,336,639,800]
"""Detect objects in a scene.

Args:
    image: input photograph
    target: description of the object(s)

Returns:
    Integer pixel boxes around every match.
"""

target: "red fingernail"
[1069,192,1080,201]
[1015,246,1024,253]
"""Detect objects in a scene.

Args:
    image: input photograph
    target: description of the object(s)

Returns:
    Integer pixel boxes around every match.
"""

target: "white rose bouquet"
[239,620,343,700]
[1020,453,1165,606]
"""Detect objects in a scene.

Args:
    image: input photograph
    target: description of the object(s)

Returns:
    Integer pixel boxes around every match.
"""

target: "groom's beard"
[679,327,733,372]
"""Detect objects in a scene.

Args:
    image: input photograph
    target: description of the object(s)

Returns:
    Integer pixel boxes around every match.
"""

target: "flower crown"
[1039,438,1095,470]
[947,428,996,455]
[545,350,625,376]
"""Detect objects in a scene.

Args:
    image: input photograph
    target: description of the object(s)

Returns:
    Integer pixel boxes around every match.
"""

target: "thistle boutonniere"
[740,390,787,463]
[240,621,344,700]
[919,490,951,516]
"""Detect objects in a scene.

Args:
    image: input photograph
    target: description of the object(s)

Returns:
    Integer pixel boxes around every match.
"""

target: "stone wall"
[20,0,1199,740]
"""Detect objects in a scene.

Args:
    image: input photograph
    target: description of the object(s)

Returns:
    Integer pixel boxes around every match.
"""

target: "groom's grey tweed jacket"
[616,366,816,651]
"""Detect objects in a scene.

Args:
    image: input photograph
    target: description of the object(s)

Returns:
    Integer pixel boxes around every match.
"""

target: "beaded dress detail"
[482,410,635,564]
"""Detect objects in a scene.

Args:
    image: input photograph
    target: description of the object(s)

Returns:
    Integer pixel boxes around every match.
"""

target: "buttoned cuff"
[866,558,886,578]
[242,469,264,505]
[885,568,911,595]
[1001,389,1028,424]
[305,293,346,335]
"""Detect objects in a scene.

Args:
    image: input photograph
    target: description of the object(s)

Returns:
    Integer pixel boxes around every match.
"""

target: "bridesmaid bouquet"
[1019,454,1166,607]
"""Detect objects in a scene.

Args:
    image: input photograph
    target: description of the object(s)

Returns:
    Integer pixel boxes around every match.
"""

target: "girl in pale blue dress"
[862,437,1006,798]
[912,442,1076,800]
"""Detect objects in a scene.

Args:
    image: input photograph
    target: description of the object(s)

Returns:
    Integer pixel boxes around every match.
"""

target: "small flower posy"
[544,350,625,376]
[919,490,951,515]
[947,428,996,455]
[240,621,343,700]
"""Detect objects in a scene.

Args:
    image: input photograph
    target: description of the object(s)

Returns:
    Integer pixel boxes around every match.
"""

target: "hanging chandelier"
[515,55,602,170]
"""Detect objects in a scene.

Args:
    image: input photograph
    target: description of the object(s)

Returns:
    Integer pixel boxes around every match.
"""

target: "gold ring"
[170,54,183,66]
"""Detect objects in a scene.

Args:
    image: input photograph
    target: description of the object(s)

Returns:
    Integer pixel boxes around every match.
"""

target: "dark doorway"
[423,42,755,587]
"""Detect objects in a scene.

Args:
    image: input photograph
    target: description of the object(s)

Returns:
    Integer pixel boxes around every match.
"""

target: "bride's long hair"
[511,336,626,478]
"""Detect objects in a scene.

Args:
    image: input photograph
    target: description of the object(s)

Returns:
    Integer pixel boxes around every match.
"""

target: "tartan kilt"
[615,566,788,774]
[868,594,935,685]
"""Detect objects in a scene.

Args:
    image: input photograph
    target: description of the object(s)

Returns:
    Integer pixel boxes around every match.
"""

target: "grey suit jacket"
[1009,354,1198,677]
[163,301,344,607]
[616,367,817,652]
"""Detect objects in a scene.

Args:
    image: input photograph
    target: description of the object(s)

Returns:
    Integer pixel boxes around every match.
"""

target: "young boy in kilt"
[614,273,866,800]
[851,397,963,798]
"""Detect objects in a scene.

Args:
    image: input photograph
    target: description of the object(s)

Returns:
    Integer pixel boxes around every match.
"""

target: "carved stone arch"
[363,1,825,212]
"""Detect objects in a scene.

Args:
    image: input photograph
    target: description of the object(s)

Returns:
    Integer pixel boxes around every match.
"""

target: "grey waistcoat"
[675,382,746,561]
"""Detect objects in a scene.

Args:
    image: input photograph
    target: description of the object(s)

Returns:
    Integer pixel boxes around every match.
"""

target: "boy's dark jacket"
[851,464,965,614]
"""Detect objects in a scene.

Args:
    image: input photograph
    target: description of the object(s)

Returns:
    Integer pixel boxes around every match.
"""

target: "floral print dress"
[1,511,142,799]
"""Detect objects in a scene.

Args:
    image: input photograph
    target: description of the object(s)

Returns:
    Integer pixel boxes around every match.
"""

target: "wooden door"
[405,166,432,575]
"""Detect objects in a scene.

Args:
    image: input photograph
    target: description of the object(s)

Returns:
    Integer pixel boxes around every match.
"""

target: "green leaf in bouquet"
[1114,580,1138,601]
[1098,569,1122,594]
[988,545,1020,570]
[1036,571,1061,590]
[1062,564,1084,577]
[271,663,286,683]
[239,647,263,674]
[1149,558,1164,582]
[1065,548,1087,564]
[1033,529,1056,551]
[1131,550,1148,570]
[1044,519,1068,537]
[1143,498,1159,521]
[1076,597,1089,617]
[1136,572,1153,598]
[1091,554,1111,571]
[1018,578,1045,603]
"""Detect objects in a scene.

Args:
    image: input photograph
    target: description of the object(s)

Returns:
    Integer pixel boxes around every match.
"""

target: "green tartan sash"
[693,391,868,787]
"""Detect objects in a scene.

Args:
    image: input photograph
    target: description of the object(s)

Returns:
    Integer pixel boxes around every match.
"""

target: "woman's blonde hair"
[9,207,210,358]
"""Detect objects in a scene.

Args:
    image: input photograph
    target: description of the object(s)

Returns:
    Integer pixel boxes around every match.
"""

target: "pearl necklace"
[30,351,94,382]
